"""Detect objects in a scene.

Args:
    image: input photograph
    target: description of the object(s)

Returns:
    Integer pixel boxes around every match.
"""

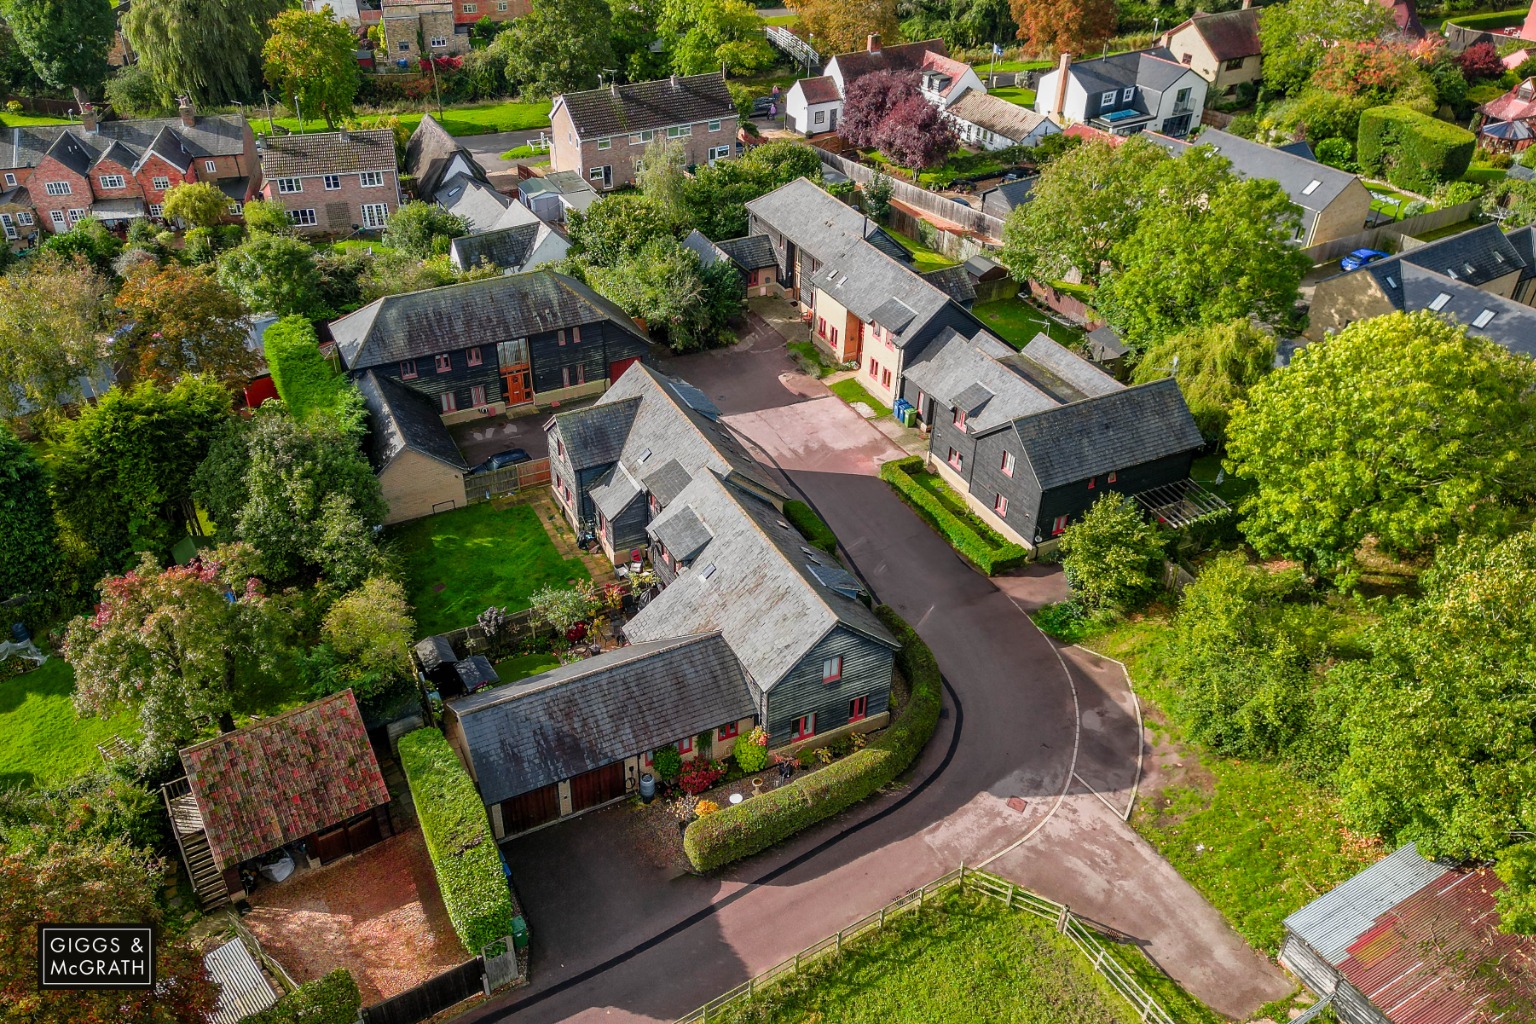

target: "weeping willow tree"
[123,0,290,107]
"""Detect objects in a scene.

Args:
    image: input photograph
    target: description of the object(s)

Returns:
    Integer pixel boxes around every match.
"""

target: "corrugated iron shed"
[1284,843,1447,964]
[204,937,277,1024]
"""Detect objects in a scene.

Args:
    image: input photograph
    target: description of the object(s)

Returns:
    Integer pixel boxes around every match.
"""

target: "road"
[461,315,1290,1023]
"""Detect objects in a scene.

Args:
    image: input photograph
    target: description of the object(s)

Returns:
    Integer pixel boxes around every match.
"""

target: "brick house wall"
[134,153,192,218]
[261,168,402,236]
[28,155,92,233]
[552,109,739,190]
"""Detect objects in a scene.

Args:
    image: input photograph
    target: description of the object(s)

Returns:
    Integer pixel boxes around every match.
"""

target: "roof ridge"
[180,689,357,753]
[463,632,726,708]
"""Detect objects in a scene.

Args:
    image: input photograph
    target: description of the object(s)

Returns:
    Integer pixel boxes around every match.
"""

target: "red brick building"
[0,99,259,237]
[257,129,403,236]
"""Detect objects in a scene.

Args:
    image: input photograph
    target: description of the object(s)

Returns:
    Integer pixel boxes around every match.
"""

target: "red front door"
[503,367,532,405]
[609,357,641,382]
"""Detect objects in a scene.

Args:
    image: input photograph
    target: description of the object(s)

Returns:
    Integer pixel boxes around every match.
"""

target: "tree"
[114,261,260,387]
[1008,0,1115,57]
[659,0,775,75]
[1311,39,1437,109]
[900,0,1016,50]
[123,0,289,107]
[1225,312,1536,580]
[0,836,218,1023]
[493,0,613,97]
[587,235,743,352]
[1131,319,1276,441]
[1333,528,1536,861]
[1258,0,1394,98]
[0,254,111,422]
[217,233,328,317]
[636,137,691,231]
[317,575,415,699]
[610,0,666,81]
[0,0,113,105]
[1456,40,1504,80]
[874,94,958,176]
[38,216,122,272]
[161,180,232,229]
[839,69,921,149]
[0,423,57,602]
[1057,493,1165,613]
[242,197,294,235]
[788,0,899,56]
[49,376,232,568]
[103,60,172,119]
[381,200,469,258]
[263,8,360,130]
[676,139,825,239]
[566,191,673,267]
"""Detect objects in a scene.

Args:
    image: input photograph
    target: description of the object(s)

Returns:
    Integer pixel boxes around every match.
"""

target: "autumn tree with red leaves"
[1457,41,1505,81]
[838,69,921,148]
[1009,0,1116,58]
[876,94,959,176]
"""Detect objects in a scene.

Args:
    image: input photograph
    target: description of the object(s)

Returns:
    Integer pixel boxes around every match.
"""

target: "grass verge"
[880,457,1028,575]
[989,85,1038,107]
[828,377,893,419]
[390,501,590,636]
[0,657,137,789]
[0,111,72,127]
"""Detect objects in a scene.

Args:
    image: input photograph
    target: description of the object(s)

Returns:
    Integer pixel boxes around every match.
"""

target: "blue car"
[469,449,531,475]
[1340,248,1390,271]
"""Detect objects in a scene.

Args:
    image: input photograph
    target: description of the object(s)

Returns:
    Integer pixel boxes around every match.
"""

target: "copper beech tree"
[1008,0,1115,58]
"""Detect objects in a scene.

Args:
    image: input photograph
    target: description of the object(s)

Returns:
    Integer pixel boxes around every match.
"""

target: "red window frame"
[791,713,816,742]
[1107,471,1117,484]
[466,347,483,367]
[881,368,891,389]
[643,750,653,767]
[953,407,966,432]
[994,493,1008,516]
[435,353,452,373]
[572,325,581,344]
[822,655,842,684]
[557,329,566,346]
[441,391,457,413]
[400,359,418,380]
[1001,451,1015,477]
[948,447,962,471]
[1052,514,1069,536]
[677,735,693,755]
[848,695,868,722]
[470,384,487,406]
[817,316,826,337]
[717,722,739,741]
[831,326,839,347]
[1087,476,1096,489]
[557,439,565,457]
[868,357,879,378]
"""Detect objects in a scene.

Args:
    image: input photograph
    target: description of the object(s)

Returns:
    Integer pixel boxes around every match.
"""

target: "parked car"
[469,449,531,475]
[1340,248,1390,271]
[751,96,774,117]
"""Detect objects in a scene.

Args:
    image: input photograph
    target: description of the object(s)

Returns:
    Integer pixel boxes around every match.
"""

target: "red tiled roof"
[919,50,973,97]
[1336,867,1536,1024]
[1064,124,1124,145]
[181,691,389,870]
[1185,7,1261,61]
[1484,79,1536,123]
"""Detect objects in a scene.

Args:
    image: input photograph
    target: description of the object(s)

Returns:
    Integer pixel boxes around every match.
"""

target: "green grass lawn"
[973,298,1087,350]
[499,143,551,161]
[709,887,1139,1024]
[971,58,1052,74]
[883,228,958,272]
[0,657,137,789]
[1445,6,1529,30]
[1083,613,1383,953]
[989,85,1037,107]
[492,652,561,683]
[1463,165,1508,185]
[0,111,72,127]
[330,239,398,256]
[787,340,836,377]
[828,377,893,418]
[390,501,590,637]
[1410,218,1479,243]
[264,99,552,139]
[759,12,799,25]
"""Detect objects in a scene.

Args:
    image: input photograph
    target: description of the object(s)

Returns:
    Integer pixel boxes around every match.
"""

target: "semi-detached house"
[258,128,402,235]
[549,72,739,191]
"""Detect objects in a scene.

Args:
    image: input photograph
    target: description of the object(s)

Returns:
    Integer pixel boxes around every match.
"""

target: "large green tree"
[566,191,674,267]
[0,0,114,105]
[0,253,111,422]
[609,0,666,81]
[262,8,360,130]
[1225,312,1536,580]
[217,233,329,318]
[493,0,613,97]
[788,0,898,56]
[587,234,742,352]
[114,260,260,388]
[0,423,57,603]
[659,0,775,75]
[1257,0,1394,98]
[1131,319,1276,441]
[380,200,469,258]
[123,0,288,107]
[1057,492,1165,614]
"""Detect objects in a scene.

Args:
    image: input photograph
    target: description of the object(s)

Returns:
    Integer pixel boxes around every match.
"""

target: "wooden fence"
[1298,201,1479,265]
[465,457,552,506]
[430,607,538,656]
[674,865,1175,1024]
[2,95,78,116]
[818,151,1008,241]
[361,936,524,1024]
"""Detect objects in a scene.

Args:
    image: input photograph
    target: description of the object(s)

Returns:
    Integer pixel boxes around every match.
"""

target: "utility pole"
[427,52,443,118]
[263,90,274,135]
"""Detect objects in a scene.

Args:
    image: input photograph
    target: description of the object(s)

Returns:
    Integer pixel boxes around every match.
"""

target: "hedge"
[1357,106,1476,195]
[264,315,352,423]
[682,605,941,871]
[784,499,839,555]
[879,456,1028,575]
[398,728,516,951]
[245,969,360,1024]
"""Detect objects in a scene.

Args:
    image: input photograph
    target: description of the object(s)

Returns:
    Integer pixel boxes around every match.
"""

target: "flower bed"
[682,606,942,871]
[880,456,1028,575]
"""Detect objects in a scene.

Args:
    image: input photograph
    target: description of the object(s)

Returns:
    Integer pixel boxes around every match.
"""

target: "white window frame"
[2,172,14,187]
[597,137,611,150]
[98,173,125,190]
[361,202,389,229]
[631,129,654,145]
[151,175,170,191]
[359,170,385,188]
[45,180,71,196]
[288,208,318,227]
[441,391,457,413]
[708,119,721,132]
[148,203,163,218]
[429,35,448,47]
[0,214,15,240]
[1101,90,1117,107]
[462,1,476,9]
[666,124,692,138]
[708,145,730,162]
[16,211,32,225]
[323,174,342,191]
[67,208,86,224]
[204,160,217,173]
[497,0,507,8]
[1121,87,1134,102]
[227,201,243,215]
[49,210,66,228]
[276,177,303,194]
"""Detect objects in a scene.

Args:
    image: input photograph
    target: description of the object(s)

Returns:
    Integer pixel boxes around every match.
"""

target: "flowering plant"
[693,799,720,817]
[678,758,726,795]
[734,727,770,773]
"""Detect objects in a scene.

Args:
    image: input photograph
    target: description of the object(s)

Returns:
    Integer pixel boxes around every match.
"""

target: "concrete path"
[463,318,1290,1023]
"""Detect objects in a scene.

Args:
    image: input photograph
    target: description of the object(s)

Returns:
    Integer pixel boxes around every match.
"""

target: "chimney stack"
[610,81,618,97]
[80,102,99,134]
[1241,0,1252,8]
[1051,52,1072,123]
[867,33,881,53]
[670,73,679,90]
[177,95,196,128]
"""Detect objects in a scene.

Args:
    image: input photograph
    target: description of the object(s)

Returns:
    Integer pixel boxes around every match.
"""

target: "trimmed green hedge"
[1357,106,1476,195]
[245,969,360,1024]
[784,499,839,555]
[683,605,941,871]
[879,456,1028,575]
[264,315,353,423]
[399,728,515,951]
[1446,7,1529,31]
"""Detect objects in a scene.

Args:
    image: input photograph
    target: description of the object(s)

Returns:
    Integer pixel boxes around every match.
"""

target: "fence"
[431,607,537,654]
[2,95,78,117]
[674,865,1175,1024]
[1200,109,1234,130]
[818,151,1008,241]
[464,457,552,505]
[1298,200,1479,265]
[885,206,994,262]
[363,959,484,1024]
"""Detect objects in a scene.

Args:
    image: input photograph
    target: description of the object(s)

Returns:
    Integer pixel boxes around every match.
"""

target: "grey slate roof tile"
[454,655,500,693]
[554,398,642,470]
[920,265,976,305]
[901,328,1059,431]
[682,228,727,269]
[414,635,458,671]
[260,129,397,177]
[448,222,542,270]
[715,234,778,271]
[558,72,735,139]
[357,369,468,471]
[641,457,692,507]
[447,633,755,803]
[649,503,713,563]
[1398,263,1536,358]
[590,464,643,518]
[1014,334,1123,401]
[1006,378,1204,487]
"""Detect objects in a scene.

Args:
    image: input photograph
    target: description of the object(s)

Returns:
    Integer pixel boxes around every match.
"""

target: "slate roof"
[650,503,713,562]
[447,633,755,804]
[404,113,481,196]
[180,691,389,870]
[1166,129,1361,228]
[745,176,910,264]
[1004,378,1204,488]
[716,234,779,271]
[795,76,841,104]
[1013,334,1124,400]
[625,471,897,691]
[454,655,500,693]
[829,38,947,84]
[590,463,642,518]
[904,328,1095,432]
[332,269,650,368]
[552,397,642,470]
[1352,223,1528,309]
[434,172,512,230]
[519,170,599,213]
[357,369,468,472]
[1054,48,1193,106]
[448,221,552,272]
[964,254,1009,280]
[414,635,458,672]
[920,265,976,306]
[641,458,693,507]
[947,92,1053,141]
[1174,7,1261,61]
[556,72,735,139]
[259,129,397,177]
[1398,263,1536,358]
[681,228,728,269]
[0,113,250,175]
[1086,324,1130,360]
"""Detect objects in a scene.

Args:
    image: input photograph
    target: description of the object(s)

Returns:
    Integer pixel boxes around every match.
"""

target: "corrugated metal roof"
[1284,844,1449,965]
[205,938,277,1024]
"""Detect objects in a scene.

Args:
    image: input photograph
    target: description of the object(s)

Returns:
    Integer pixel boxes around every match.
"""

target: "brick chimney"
[670,73,679,90]
[80,102,99,134]
[867,33,881,53]
[1241,0,1252,8]
[1051,52,1072,122]
[177,95,196,128]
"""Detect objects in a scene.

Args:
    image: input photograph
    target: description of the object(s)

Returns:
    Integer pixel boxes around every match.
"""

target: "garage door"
[609,357,641,382]
[500,784,560,836]
[568,762,626,813]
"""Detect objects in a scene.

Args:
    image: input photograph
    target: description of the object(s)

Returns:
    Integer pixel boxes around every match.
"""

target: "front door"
[503,367,532,405]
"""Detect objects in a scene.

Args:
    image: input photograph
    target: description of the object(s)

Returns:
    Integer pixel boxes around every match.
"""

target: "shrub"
[1032,600,1088,643]
[678,757,726,795]
[245,969,360,1024]
[398,728,515,951]
[651,743,682,782]
[1058,493,1167,614]
[265,316,351,423]
[1487,151,1514,169]
[784,499,838,554]
[683,605,942,871]
[879,457,1027,575]
[1314,137,1353,170]
[1357,105,1476,194]
[733,727,770,773]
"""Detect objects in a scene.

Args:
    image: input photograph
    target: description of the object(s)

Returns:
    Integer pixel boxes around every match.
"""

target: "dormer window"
[1121,87,1133,102]
[952,407,966,432]
[1101,90,1117,108]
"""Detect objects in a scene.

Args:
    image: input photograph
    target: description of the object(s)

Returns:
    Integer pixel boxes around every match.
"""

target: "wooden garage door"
[346,814,383,854]
[569,762,626,813]
[313,826,350,864]
[501,784,561,835]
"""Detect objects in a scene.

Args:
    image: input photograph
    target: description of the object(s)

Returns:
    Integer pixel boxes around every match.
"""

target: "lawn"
[499,143,550,160]
[1410,218,1479,243]
[263,99,552,138]
[1445,6,1529,30]
[709,887,1139,1024]
[989,85,1037,107]
[759,12,799,26]
[330,239,397,256]
[883,228,957,272]
[787,340,836,377]
[390,501,590,637]
[828,377,892,418]
[0,111,72,127]
[1463,165,1508,185]
[971,58,1053,74]
[973,297,1086,350]
[1082,613,1384,953]
[492,652,561,683]
[0,657,137,789]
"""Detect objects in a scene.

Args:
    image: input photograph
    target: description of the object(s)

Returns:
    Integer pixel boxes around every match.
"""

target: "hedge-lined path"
[464,317,1287,1023]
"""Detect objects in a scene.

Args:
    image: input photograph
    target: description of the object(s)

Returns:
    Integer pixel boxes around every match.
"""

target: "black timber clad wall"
[763,626,894,741]
[970,429,1043,538]
[530,321,651,395]
[575,466,609,524]
[378,343,503,409]
[608,493,649,554]
[1035,449,1195,540]
[927,409,980,481]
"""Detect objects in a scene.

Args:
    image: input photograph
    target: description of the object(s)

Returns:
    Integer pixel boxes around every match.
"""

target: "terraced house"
[0,99,259,234]
[257,128,402,235]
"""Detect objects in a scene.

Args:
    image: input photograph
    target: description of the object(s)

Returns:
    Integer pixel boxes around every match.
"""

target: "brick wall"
[561,116,740,189]
[261,169,401,235]
[29,155,91,233]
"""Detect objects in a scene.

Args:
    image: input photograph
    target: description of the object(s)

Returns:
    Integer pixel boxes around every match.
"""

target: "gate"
[363,959,483,1024]
[482,937,522,992]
